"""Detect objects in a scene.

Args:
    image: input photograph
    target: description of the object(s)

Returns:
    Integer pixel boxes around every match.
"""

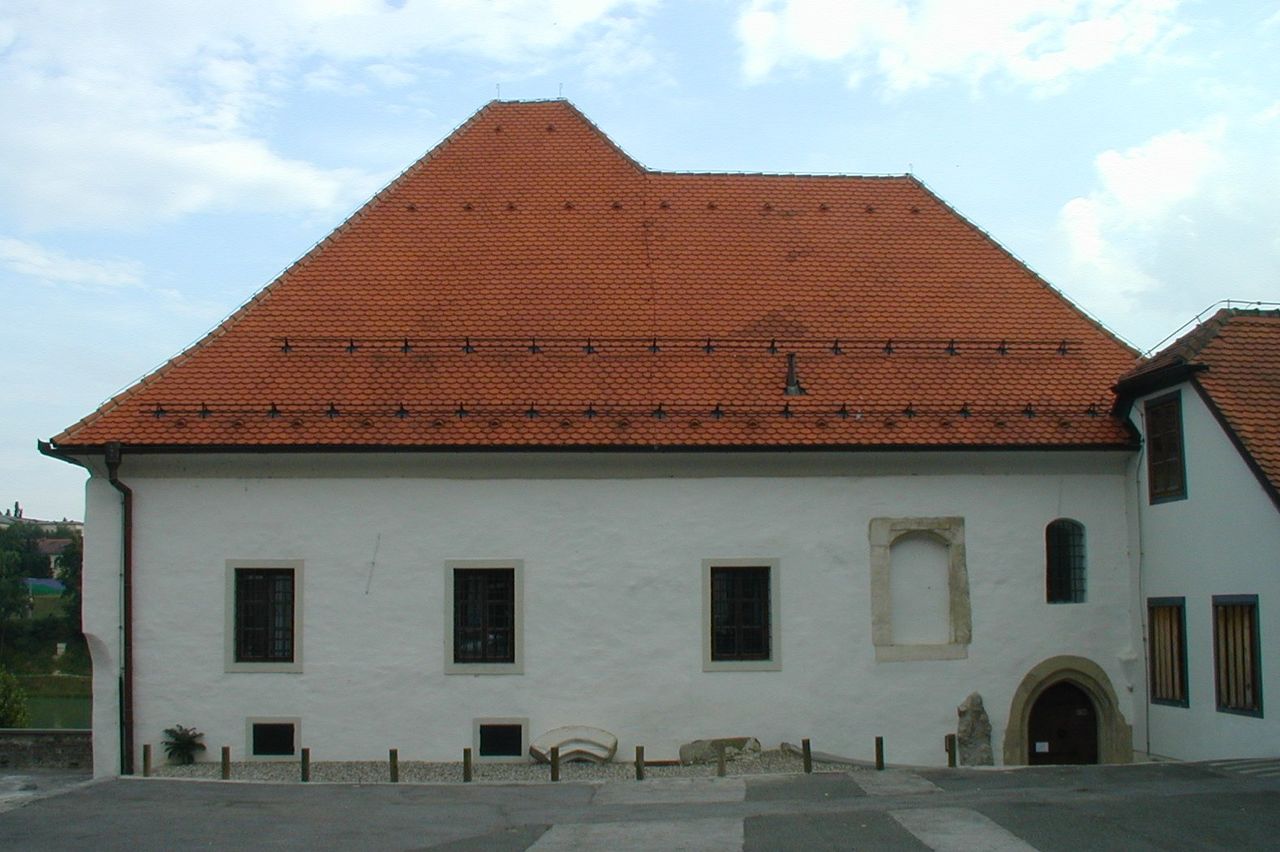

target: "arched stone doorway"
[1028,681,1098,764]
[1003,655,1132,765]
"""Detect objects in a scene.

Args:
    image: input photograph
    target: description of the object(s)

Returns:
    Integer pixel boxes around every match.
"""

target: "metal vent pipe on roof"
[784,353,807,396]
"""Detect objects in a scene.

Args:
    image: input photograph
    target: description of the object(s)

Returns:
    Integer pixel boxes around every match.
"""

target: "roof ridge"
[905,175,1140,359]
[648,170,911,180]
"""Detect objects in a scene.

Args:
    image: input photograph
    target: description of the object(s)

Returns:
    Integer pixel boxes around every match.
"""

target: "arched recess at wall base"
[1003,655,1133,766]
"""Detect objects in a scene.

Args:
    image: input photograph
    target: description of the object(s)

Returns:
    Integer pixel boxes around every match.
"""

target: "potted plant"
[162,724,206,765]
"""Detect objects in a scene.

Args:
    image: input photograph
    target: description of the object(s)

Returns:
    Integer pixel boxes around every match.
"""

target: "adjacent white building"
[1117,309,1280,761]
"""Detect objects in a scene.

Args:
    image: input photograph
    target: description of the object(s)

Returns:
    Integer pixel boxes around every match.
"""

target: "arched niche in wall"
[868,517,970,662]
[1002,654,1133,765]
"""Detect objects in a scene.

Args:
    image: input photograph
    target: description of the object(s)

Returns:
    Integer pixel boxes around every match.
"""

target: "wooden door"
[1028,681,1098,765]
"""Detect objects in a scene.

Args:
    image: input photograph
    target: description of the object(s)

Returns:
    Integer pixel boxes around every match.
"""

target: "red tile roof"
[1119,308,1280,507]
[53,100,1137,451]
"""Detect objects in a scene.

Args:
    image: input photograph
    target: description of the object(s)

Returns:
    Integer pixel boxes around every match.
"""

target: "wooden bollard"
[635,746,645,781]
[802,738,813,774]
[390,748,399,782]
[550,746,560,782]
[716,748,726,778]
[301,747,311,782]
[874,736,885,771]
[221,746,231,780]
[463,747,473,782]
[945,734,957,768]
[142,744,152,778]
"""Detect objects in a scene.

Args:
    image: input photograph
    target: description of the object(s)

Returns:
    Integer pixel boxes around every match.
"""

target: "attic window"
[1145,392,1186,503]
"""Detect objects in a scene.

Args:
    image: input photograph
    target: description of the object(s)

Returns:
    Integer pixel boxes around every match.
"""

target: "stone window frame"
[444,560,524,675]
[868,517,970,662]
[244,716,302,761]
[701,558,782,672]
[224,559,304,674]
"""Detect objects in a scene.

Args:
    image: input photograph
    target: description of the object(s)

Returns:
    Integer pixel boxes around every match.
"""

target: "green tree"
[0,668,29,727]
[0,523,52,578]
[0,550,28,656]
[55,531,83,631]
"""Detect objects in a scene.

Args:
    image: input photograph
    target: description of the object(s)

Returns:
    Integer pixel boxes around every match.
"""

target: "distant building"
[0,502,83,533]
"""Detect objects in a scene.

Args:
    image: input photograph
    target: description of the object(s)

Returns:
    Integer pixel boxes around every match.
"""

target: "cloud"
[0,237,143,289]
[0,1,655,230]
[736,0,1183,93]
[1051,116,1280,348]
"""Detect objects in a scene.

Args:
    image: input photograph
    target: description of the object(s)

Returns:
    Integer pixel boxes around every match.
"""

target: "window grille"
[710,566,771,661]
[1046,520,1086,604]
[235,569,294,663]
[453,568,515,664]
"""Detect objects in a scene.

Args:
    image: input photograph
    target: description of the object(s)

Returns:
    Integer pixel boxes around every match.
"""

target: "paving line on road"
[1203,759,1280,777]
[592,777,746,806]
[851,770,942,796]
[889,807,1038,852]
[528,817,743,851]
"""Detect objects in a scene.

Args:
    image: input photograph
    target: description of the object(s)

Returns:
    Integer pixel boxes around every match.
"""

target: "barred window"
[710,566,772,661]
[453,568,516,664]
[1146,393,1187,502]
[1148,598,1188,706]
[1214,596,1262,716]
[235,568,294,663]
[1046,519,1086,604]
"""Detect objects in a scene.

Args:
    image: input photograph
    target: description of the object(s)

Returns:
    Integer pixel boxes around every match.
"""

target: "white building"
[1117,309,1279,761]
[44,100,1214,777]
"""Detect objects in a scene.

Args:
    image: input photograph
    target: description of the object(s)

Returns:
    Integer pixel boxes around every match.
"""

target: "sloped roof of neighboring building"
[36,538,72,557]
[51,100,1137,452]
[1117,308,1280,508]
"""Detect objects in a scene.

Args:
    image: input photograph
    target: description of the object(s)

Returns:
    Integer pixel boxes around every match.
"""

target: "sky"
[2,0,1277,522]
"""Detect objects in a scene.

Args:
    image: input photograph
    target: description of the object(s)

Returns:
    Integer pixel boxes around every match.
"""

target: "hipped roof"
[53,100,1137,452]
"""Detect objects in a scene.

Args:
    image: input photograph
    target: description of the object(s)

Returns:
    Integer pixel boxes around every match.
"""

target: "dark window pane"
[454,568,515,663]
[1046,520,1085,604]
[252,723,295,756]
[1145,395,1186,502]
[478,724,523,756]
[235,569,294,663]
[710,566,771,661]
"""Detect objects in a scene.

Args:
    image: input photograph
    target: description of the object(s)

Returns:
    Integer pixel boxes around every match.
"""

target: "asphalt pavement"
[2,760,1278,850]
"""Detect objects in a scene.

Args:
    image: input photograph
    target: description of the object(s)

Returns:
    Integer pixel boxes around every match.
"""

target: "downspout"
[38,439,135,774]
[104,442,135,776]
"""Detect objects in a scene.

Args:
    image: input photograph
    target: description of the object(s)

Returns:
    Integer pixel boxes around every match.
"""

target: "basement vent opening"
[474,717,529,762]
[249,719,299,757]
[479,725,522,757]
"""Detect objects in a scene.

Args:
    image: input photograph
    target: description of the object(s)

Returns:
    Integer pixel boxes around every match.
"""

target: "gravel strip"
[152,749,854,784]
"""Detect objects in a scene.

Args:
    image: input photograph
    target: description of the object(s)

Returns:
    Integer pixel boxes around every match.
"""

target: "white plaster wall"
[80,470,123,777]
[84,450,1137,774]
[1130,384,1280,760]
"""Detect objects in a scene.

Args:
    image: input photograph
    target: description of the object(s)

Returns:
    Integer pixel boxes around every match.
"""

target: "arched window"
[1046,519,1085,603]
